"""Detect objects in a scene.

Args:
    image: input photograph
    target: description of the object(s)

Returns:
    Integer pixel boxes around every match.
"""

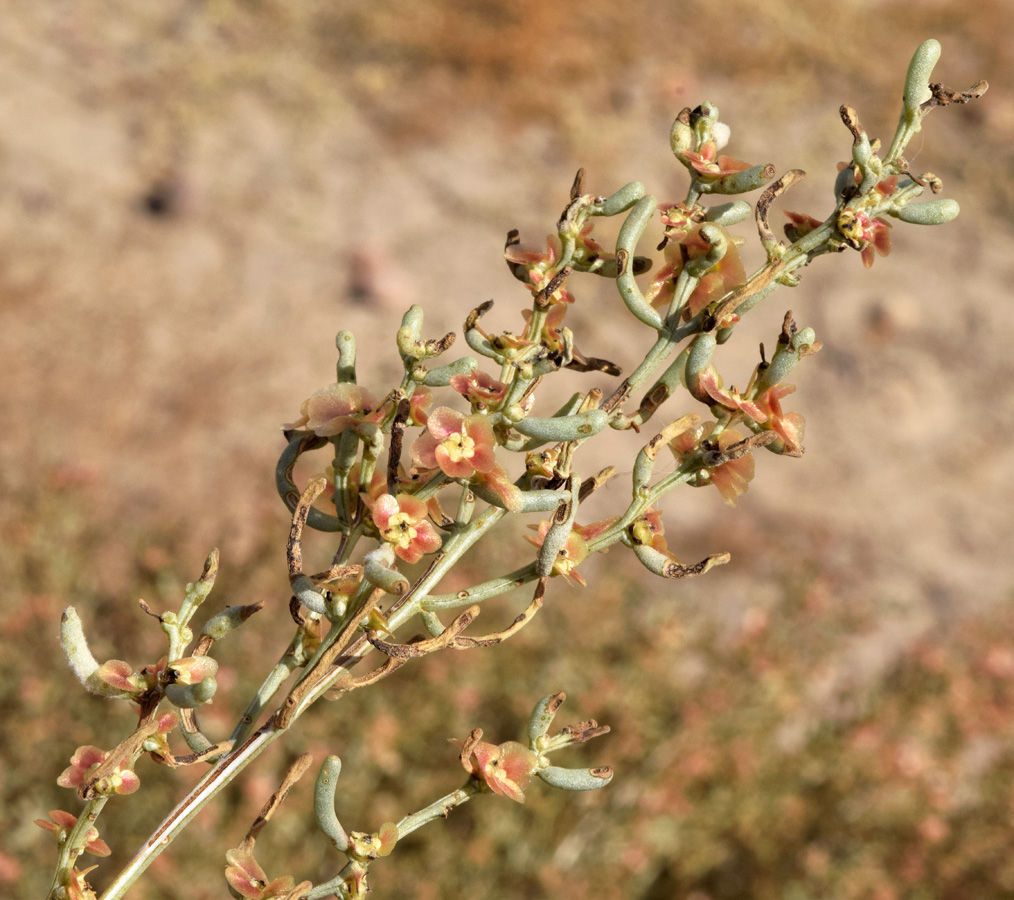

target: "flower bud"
[892,198,960,225]
[596,181,645,217]
[164,676,217,708]
[684,332,717,404]
[512,409,608,443]
[536,765,613,791]
[703,163,776,195]
[903,39,942,117]
[705,200,752,227]
[335,330,357,383]
[528,692,566,745]
[669,108,694,157]
[314,755,350,852]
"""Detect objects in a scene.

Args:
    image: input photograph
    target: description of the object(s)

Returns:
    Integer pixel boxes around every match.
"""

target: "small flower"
[524,519,614,587]
[35,810,111,857]
[628,507,668,552]
[165,656,218,686]
[682,141,752,180]
[406,386,432,425]
[411,407,497,479]
[371,493,442,564]
[92,659,143,695]
[58,746,140,796]
[525,447,560,480]
[284,383,375,436]
[783,210,824,242]
[457,738,539,803]
[670,423,756,506]
[473,464,524,513]
[505,233,561,271]
[450,369,508,409]
[141,712,181,764]
[859,214,892,269]
[754,384,806,453]
[692,367,766,422]
[66,866,100,900]
[225,846,295,900]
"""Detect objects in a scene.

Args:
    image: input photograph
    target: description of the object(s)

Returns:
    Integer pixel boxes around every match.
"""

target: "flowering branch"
[42,39,986,900]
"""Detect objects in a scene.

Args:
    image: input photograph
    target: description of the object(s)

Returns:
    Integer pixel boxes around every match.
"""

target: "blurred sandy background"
[3,2,1013,899]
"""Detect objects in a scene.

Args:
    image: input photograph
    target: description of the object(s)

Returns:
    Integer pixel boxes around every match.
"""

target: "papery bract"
[225,847,295,900]
[450,369,508,409]
[285,383,376,436]
[754,384,806,453]
[682,141,752,179]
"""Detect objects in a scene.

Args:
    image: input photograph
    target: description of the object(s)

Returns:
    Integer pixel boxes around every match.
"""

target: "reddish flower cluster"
[58,746,140,797]
[646,218,746,322]
[670,423,756,506]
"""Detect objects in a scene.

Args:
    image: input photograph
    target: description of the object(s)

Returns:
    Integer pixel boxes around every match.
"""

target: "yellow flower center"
[442,429,476,463]
[381,512,418,550]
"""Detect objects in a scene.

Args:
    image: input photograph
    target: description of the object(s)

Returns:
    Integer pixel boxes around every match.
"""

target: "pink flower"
[406,386,432,426]
[754,384,806,453]
[524,518,614,587]
[834,166,896,268]
[166,656,218,686]
[93,659,143,695]
[371,493,442,564]
[410,407,497,479]
[450,370,508,409]
[682,142,752,179]
[65,865,100,900]
[284,383,375,436]
[58,746,140,797]
[458,739,538,803]
[35,810,111,857]
[670,423,756,507]
[225,846,295,900]
[859,214,892,268]
[783,210,824,242]
[692,367,766,422]
[474,464,524,513]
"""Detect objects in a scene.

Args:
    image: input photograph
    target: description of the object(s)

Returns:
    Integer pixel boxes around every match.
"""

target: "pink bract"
[285,383,375,436]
